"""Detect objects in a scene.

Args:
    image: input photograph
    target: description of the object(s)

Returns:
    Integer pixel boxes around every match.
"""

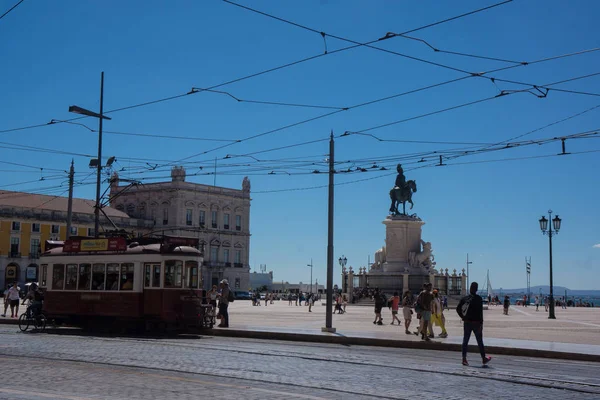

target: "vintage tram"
[38,236,213,332]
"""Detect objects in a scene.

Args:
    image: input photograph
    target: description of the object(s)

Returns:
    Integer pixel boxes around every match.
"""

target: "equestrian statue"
[389,164,417,215]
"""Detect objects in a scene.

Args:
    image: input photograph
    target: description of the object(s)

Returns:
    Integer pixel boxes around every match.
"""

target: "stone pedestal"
[382,215,426,274]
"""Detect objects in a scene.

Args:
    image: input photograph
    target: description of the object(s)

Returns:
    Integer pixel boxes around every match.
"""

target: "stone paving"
[225,299,600,347]
[0,325,599,399]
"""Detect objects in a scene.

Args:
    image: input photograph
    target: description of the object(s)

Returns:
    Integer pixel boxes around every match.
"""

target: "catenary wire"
[0,0,24,21]
[0,0,515,136]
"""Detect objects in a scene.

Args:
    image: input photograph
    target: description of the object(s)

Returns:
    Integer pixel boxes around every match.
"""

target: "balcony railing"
[211,222,218,229]
[234,262,244,268]
[236,226,241,231]
[9,252,21,258]
[224,224,229,230]
[29,252,40,259]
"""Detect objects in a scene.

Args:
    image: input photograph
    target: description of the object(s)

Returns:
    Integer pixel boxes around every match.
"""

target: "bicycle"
[18,304,47,332]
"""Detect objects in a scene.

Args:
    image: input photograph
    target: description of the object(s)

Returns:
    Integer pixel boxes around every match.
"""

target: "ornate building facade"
[109,167,251,291]
[0,190,152,289]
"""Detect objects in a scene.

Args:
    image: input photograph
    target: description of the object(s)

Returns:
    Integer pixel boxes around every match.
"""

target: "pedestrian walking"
[544,296,549,312]
[457,282,492,366]
[288,293,293,306]
[400,290,413,334]
[373,290,385,325]
[308,293,314,312]
[2,284,10,317]
[431,290,448,338]
[217,279,231,328]
[535,296,540,311]
[6,282,20,318]
[416,283,433,341]
[503,295,510,315]
[388,292,401,325]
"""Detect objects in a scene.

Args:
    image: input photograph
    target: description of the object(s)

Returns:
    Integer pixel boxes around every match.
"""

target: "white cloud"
[594,244,600,248]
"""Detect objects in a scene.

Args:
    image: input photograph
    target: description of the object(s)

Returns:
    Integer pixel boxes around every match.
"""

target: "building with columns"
[109,167,251,291]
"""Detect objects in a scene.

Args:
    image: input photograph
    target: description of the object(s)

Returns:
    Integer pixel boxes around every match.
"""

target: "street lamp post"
[307,259,313,294]
[338,255,347,292]
[539,210,562,319]
[68,71,111,238]
[466,253,473,289]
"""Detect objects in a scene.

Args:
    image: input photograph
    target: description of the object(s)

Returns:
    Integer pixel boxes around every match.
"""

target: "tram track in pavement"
[48,330,600,395]
[6,328,600,397]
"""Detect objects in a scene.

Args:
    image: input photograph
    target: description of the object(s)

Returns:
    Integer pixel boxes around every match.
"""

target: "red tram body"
[38,237,212,332]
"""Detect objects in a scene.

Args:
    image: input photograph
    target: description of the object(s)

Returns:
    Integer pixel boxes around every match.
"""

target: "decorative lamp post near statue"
[539,210,562,320]
[338,256,347,289]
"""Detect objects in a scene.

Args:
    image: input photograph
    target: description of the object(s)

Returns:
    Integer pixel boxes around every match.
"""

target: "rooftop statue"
[389,164,417,215]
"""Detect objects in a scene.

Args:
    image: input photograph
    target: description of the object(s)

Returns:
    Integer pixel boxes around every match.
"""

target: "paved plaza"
[222,299,600,351]
[1,324,599,399]
[3,298,600,364]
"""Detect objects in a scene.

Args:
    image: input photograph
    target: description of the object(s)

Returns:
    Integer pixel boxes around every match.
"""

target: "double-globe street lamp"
[338,255,347,293]
[539,210,562,319]
[68,72,111,238]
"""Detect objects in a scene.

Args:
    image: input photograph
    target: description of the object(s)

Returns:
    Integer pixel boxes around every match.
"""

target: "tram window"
[120,263,134,290]
[164,260,183,288]
[40,264,47,287]
[78,264,91,290]
[106,263,119,290]
[185,261,199,288]
[92,264,106,290]
[144,264,151,288]
[52,264,65,290]
[152,264,161,287]
[65,265,78,290]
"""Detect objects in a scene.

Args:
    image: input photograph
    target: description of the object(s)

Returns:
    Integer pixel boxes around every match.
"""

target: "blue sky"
[1,0,599,290]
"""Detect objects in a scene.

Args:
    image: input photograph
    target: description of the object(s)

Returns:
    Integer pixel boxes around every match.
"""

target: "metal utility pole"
[323,130,335,333]
[95,72,105,238]
[213,157,217,187]
[526,257,531,307]
[308,259,313,294]
[466,254,473,290]
[69,72,111,238]
[66,160,75,239]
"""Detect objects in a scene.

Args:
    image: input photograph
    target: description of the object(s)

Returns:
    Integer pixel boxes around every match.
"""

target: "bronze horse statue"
[389,180,417,215]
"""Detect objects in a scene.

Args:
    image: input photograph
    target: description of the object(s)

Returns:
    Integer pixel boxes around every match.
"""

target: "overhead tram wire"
[223,0,514,76]
[0,0,516,136]
[0,0,24,21]
[167,52,600,168]
[130,130,599,180]
[252,147,600,194]
[345,71,600,136]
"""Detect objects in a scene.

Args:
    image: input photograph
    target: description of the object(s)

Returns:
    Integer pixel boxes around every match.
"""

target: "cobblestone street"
[1,325,599,399]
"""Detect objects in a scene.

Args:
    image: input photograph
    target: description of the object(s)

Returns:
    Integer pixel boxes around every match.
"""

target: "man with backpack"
[457,282,492,366]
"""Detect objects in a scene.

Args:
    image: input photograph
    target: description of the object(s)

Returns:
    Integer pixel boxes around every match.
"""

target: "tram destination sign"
[64,237,127,252]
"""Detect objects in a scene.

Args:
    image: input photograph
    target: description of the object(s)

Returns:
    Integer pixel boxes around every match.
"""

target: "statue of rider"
[394,164,407,197]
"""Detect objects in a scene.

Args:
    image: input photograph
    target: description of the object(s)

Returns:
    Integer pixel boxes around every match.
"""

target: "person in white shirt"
[6,282,21,318]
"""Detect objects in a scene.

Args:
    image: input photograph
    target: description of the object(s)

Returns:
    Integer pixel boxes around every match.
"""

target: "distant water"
[493,295,599,307]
